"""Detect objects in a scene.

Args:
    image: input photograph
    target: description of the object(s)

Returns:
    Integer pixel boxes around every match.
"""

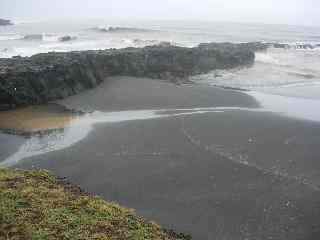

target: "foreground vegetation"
[0,168,191,240]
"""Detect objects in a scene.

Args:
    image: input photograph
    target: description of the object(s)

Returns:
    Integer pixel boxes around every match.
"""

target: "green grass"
[0,168,191,240]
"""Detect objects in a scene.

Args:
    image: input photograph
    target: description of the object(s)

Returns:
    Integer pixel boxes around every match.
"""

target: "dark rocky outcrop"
[0,42,267,109]
[0,19,12,26]
[23,34,43,41]
[296,43,315,50]
[59,36,77,42]
[271,43,290,49]
[270,42,316,50]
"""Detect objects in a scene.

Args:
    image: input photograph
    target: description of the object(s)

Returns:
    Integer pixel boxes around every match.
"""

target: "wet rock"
[0,42,263,108]
[272,43,291,49]
[0,19,13,26]
[1,48,10,53]
[157,41,173,47]
[271,42,315,50]
[199,42,268,52]
[59,36,77,42]
[23,34,43,41]
[133,39,158,45]
[296,44,314,50]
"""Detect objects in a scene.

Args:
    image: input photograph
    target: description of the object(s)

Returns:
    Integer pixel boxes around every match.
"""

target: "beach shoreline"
[1,76,320,239]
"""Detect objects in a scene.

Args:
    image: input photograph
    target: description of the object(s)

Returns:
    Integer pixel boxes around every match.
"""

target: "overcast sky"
[1,0,319,26]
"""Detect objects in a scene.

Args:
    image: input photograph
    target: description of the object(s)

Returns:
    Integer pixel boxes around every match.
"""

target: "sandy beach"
[1,1,320,239]
[1,76,319,239]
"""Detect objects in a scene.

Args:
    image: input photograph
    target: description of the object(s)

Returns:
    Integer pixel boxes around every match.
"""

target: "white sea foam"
[0,34,23,41]
[42,34,59,42]
[0,37,170,57]
[193,45,320,96]
[255,52,280,65]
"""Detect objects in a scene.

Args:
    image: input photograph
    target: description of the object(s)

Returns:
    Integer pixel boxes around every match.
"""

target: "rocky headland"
[0,42,267,109]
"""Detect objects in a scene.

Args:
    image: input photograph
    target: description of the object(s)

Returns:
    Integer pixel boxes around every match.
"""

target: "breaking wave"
[20,33,78,42]
[268,42,320,50]
[0,36,175,58]
[255,52,280,65]
[88,26,156,33]
[192,43,320,93]
[0,34,23,41]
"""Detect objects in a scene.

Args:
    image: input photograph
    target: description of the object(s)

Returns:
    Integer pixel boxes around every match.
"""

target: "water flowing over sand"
[1,76,320,239]
[248,91,320,122]
[1,106,267,167]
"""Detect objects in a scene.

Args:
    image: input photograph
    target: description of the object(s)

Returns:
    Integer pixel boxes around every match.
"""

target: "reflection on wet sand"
[0,104,80,135]
[1,106,267,167]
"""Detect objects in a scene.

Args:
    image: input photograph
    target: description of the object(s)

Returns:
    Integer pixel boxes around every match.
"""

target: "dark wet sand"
[0,134,26,160]
[57,76,259,111]
[3,77,320,239]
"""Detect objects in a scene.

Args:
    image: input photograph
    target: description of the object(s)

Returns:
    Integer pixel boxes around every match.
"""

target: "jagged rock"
[271,43,291,49]
[296,44,314,50]
[198,42,268,52]
[0,19,12,26]
[59,36,77,42]
[271,42,315,50]
[23,34,43,41]
[0,42,266,108]
[157,41,173,47]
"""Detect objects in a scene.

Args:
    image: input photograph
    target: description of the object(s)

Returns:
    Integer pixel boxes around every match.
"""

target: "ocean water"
[1,19,320,99]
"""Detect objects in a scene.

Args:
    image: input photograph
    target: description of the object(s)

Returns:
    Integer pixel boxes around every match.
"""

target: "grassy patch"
[0,168,191,240]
